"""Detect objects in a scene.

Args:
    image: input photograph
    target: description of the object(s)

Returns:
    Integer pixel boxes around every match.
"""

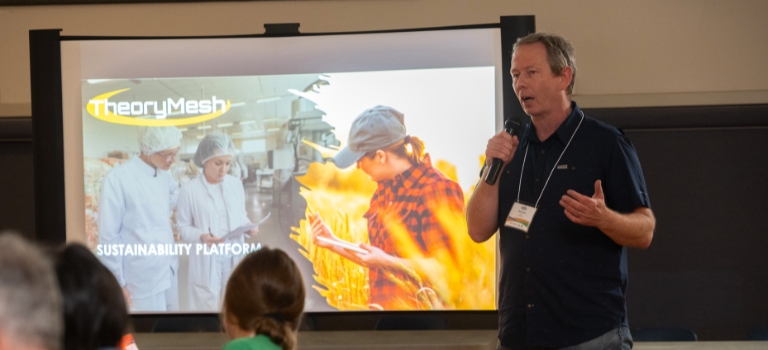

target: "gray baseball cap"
[333,105,406,169]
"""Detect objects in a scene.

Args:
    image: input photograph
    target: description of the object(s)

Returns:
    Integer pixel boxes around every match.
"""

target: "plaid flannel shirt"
[364,160,465,310]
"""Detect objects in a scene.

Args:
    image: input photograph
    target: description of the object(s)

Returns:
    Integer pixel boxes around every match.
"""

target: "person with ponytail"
[221,247,305,350]
[310,105,466,310]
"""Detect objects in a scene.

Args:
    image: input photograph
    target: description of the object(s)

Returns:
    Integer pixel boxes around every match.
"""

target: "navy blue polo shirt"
[496,102,651,349]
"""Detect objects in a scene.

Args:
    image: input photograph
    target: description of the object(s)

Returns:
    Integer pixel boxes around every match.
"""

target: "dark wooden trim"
[500,16,535,127]
[583,103,768,130]
[60,22,501,41]
[0,117,33,142]
[2,0,293,6]
[130,310,498,332]
[30,29,66,244]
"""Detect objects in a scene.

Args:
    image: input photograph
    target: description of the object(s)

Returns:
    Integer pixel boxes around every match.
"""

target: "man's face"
[149,147,180,171]
[510,43,568,118]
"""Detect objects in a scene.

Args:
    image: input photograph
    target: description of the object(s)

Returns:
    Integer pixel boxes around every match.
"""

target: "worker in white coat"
[229,149,248,181]
[98,126,182,312]
[176,133,258,311]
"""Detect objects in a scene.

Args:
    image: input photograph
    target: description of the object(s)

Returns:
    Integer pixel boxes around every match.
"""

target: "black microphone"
[484,118,523,185]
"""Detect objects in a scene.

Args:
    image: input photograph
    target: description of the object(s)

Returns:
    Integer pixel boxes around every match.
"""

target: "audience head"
[54,243,128,350]
[222,247,305,350]
[0,232,62,350]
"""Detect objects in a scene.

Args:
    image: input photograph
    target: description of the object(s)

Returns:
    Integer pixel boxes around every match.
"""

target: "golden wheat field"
[290,142,496,311]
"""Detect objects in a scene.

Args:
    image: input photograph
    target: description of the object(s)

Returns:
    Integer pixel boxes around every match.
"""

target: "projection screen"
[57,27,505,314]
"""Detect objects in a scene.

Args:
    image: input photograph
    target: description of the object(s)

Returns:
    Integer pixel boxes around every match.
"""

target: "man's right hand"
[469,130,520,243]
[200,233,225,247]
[485,130,520,170]
[122,286,132,310]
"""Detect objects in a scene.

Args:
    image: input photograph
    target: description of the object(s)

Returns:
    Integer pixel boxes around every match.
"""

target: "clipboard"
[220,212,271,240]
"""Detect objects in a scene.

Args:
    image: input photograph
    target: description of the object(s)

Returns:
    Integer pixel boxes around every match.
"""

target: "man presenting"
[467,33,655,349]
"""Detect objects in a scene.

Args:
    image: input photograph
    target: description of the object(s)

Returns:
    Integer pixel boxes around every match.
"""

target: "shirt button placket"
[523,238,534,315]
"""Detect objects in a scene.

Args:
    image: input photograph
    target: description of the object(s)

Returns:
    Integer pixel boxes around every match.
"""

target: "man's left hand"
[560,180,611,227]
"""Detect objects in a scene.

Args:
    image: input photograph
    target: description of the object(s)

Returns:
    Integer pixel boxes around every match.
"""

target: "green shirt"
[222,335,282,350]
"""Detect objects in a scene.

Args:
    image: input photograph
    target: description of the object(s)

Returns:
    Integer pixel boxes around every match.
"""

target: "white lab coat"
[176,173,251,311]
[98,156,179,307]
[228,151,248,180]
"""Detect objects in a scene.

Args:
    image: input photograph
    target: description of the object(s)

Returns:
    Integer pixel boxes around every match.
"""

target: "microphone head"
[504,118,523,136]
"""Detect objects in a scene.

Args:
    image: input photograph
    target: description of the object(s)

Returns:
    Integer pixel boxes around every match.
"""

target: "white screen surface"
[62,28,503,313]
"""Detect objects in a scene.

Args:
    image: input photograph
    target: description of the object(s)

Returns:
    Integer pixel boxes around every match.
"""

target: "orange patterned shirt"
[364,160,465,310]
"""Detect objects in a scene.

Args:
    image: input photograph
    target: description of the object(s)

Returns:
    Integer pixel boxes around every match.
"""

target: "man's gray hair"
[0,233,62,350]
[513,32,577,96]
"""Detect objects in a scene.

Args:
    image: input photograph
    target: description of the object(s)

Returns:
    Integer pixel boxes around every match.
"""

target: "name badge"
[504,202,537,233]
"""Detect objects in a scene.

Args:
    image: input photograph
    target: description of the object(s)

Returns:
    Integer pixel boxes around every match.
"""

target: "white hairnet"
[138,126,183,155]
[194,133,236,167]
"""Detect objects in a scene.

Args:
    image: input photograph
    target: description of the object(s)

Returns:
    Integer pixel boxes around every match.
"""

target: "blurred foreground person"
[55,243,129,350]
[221,247,305,350]
[0,233,62,350]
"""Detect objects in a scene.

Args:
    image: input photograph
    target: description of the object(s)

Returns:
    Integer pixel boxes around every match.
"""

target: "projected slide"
[81,67,496,312]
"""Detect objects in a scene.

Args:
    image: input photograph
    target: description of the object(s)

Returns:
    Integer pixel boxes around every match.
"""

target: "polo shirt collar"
[526,101,582,145]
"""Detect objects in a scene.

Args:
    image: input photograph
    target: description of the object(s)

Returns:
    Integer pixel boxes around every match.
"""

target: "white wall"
[2,0,768,116]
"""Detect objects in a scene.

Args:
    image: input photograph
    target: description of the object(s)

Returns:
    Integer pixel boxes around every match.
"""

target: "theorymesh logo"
[86,88,231,126]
